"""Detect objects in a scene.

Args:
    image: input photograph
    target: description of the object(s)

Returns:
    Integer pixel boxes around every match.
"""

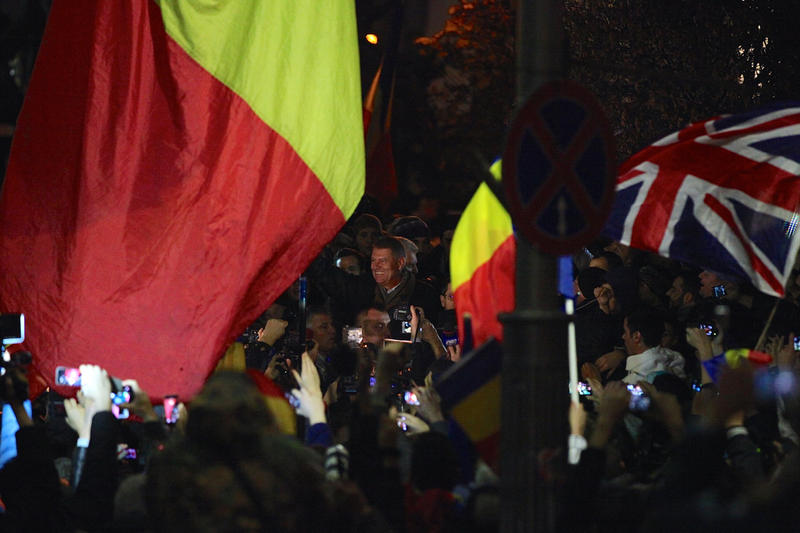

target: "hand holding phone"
[119,379,159,423]
[79,365,112,411]
[110,385,133,420]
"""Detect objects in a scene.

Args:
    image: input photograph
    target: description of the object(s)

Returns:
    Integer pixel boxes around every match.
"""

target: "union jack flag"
[604,103,800,296]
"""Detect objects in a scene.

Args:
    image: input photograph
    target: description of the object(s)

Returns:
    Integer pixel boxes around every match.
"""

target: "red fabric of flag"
[0,1,363,399]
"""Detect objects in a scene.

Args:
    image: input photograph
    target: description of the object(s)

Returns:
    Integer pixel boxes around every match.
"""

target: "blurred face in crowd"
[309,313,336,353]
[638,280,661,308]
[698,270,721,298]
[358,308,390,346]
[371,247,405,289]
[356,227,380,256]
[666,276,687,309]
[661,321,678,349]
[589,256,610,271]
[398,237,418,274]
[622,317,643,356]
[440,283,455,310]
[336,255,361,276]
[604,241,630,264]
[287,279,300,302]
[440,230,454,251]
[413,236,433,257]
[406,249,418,273]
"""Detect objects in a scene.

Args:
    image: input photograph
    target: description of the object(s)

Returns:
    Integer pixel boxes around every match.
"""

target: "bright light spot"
[365,34,378,45]
[785,212,799,238]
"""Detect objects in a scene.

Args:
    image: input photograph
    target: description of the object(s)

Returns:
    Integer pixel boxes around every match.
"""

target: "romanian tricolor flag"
[0,1,364,399]
[450,161,515,346]
[436,339,503,471]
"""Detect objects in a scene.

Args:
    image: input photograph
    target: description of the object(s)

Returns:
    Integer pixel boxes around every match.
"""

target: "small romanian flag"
[436,339,503,470]
[0,1,364,399]
[450,161,516,346]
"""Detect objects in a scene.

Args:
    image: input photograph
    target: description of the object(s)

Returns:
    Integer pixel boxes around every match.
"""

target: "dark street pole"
[500,1,567,532]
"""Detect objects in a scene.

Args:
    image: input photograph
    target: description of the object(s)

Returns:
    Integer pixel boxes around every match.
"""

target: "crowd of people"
[2,194,800,531]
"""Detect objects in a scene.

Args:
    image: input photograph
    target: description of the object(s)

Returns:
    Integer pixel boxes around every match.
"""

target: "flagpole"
[754,299,780,351]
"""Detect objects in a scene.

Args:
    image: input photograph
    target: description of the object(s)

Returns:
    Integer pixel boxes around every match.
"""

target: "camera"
[391,306,412,322]
[388,305,415,343]
[0,349,31,403]
[0,313,24,345]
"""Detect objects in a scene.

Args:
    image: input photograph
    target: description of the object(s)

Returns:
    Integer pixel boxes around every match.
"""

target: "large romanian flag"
[0,1,364,398]
[450,161,515,346]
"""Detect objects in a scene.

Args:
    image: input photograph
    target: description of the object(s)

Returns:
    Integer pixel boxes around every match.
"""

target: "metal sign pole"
[500,1,567,532]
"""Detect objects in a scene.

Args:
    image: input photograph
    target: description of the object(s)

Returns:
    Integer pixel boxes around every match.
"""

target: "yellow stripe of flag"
[155,0,364,218]
[451,160,514,290]
[449,375,501,442]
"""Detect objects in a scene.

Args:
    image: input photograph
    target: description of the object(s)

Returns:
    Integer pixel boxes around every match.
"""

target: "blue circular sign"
[503,80,616,255]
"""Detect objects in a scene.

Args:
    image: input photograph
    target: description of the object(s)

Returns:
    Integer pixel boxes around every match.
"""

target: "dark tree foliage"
[405,0,800,206]
[393,0,514,207]
[564,0,800,160]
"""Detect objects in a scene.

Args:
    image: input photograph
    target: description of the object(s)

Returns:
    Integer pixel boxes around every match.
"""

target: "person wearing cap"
[334,248,366,276]
[351,213,383,257]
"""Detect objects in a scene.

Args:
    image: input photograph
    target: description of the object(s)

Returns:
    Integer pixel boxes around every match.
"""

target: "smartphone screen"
[163,395,179,425]
[344,327,363,347]
[403,390,420,406]
[568,381,593,396]
[698,323,717,337]
[0,313,24,344]
[627,384,651,411]
[55,366,82,387]
[110,386,132,420]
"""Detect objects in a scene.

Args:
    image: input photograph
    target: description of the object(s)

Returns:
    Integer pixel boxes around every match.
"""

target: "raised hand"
[120,379,159,422]
[290,351,326,425]
[411,385,444,423]
[258,318,288,346]
[79,364,111,412]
